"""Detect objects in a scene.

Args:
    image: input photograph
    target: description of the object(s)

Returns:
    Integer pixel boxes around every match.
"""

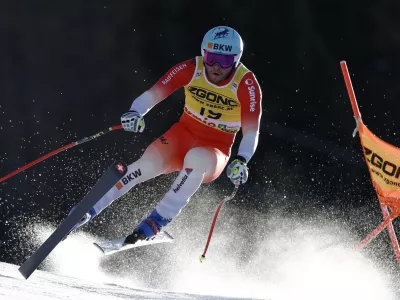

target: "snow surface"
[1,217,399,300]
[0,262,252,300]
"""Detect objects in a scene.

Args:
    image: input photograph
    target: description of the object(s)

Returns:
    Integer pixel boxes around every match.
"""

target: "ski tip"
[93,242,105,254]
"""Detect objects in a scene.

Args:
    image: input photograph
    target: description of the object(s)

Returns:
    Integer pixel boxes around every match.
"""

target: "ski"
[93,231,174,255]
[18,160,128,279]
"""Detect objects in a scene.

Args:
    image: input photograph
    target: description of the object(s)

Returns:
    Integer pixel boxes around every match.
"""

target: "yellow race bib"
[183,56,249,134]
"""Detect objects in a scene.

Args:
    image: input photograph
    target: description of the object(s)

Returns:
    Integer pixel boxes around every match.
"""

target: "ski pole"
[200,184,239,263]
[0,125,123,184]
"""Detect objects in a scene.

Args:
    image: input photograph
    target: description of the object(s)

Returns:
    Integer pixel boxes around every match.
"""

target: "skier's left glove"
[226,155,249,185]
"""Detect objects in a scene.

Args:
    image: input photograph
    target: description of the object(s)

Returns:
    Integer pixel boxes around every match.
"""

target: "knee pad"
[184,147,217,173]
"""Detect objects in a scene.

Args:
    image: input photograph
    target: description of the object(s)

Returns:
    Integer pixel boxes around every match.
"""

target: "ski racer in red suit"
[70,26,262,244]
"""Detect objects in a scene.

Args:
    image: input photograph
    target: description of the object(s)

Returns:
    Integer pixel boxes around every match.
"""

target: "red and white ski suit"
[94,56,262,219]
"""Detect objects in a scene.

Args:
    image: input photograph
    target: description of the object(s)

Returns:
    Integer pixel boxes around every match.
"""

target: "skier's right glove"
[226,156,249,185]
[121,110,145,133]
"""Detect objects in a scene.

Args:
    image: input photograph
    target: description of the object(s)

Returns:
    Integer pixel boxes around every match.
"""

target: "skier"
[70,26,262,244]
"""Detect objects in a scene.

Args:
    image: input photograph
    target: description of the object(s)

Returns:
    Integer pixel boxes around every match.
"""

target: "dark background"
[0,0,400,278]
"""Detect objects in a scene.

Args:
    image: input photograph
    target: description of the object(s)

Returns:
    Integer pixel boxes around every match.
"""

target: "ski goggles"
[203,51,235,68]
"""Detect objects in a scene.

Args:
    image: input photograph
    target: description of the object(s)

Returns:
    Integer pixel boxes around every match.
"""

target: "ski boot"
[124,209,171,244]
[124,229,146,245]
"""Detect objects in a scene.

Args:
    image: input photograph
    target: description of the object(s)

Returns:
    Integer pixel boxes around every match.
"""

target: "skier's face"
[205,63,233,84]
